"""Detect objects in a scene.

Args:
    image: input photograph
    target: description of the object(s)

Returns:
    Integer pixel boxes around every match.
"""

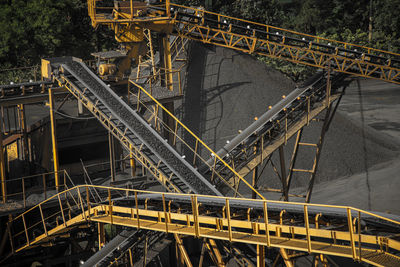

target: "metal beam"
[108,131,116,182]
[48,88,60,190]
[174,234,193,267]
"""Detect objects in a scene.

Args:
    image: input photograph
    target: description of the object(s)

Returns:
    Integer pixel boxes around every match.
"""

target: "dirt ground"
[180,42,400,215]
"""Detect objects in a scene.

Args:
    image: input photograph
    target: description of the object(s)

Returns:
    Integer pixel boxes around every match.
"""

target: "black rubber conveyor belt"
[81,229,137,267]
[63,60,221,196]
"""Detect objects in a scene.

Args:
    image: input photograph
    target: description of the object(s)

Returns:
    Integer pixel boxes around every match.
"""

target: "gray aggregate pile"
[179,42,400,192]
[65,61,217,196]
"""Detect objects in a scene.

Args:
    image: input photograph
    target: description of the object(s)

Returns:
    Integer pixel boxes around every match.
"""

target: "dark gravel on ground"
[65,61,217,196]
[179,42,399,192]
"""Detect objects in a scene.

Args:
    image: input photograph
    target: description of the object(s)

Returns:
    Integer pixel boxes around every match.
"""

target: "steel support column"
[49,88,60,190]
[279,146,288,201]
[162,36,173,91]
[252,145,258,199]
[97,222,105,250]
[108,131,116,182]
[257,244,265,267]
[17,104,29,161]
[162,101,175,144]
[174,234,192,267]
[207,239,225,267]
[129,144,136,177]
[0,118,5,203]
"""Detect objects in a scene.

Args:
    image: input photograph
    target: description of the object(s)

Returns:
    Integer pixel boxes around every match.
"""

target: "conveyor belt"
[56,59,221,196]
[131,193,400,232]
[88,1,400,84]
[81,229,138,267]
[8,185,400,267]
[201,71,350,191]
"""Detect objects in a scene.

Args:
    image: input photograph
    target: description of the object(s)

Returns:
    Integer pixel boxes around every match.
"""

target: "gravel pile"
[179,42,399,192]
[66,61,217,196]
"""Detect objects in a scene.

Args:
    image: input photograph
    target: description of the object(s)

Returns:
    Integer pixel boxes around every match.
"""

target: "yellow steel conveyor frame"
[8,185,400,267]
[87,0,400,85]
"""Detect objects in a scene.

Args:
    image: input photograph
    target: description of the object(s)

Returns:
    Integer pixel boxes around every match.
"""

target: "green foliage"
[1,0,399,83]
[0,0,115,67]
[258,56,315,83]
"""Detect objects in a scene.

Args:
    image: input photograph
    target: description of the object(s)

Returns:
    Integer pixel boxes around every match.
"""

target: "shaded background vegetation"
[1,0,399,82]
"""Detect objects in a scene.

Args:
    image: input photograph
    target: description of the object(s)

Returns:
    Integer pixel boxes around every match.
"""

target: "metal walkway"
[88,1,400,84]
[7,185,400,267]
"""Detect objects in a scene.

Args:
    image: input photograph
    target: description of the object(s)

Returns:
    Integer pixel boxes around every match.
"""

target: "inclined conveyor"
[58,59,221,196]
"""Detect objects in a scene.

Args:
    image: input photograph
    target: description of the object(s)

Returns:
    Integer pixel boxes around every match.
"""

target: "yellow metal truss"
[8,185,400,267]
[87,0,400,85]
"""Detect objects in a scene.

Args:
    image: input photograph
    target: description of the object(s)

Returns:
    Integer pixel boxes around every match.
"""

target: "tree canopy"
[0,0,399,81]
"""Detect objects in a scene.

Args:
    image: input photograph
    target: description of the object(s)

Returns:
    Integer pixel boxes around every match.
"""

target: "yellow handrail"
[169,3,400,58]
[130,80,265,199]
[9,184,400,265]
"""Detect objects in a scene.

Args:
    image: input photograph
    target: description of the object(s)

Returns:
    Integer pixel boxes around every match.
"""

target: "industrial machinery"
[0,1,399,266]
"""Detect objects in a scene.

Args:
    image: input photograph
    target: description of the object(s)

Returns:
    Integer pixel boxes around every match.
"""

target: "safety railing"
[1,170,71,207]
[130,80,264,199]
[129,65,184,97]
[8,185,400,266]
[88,0,400,62]
[170,3,400,63]
[215,73,348,185]
[86,1,400,83]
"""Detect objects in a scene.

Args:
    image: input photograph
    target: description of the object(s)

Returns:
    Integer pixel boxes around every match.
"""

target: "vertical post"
[130,0,133,18]
[252,146,258,199]
[0,116,5,203]
[257,241,265,267]
[226,198,232,242]
[304,205,311,253]
[198,239,206,267]
[347,208,356,259]
[98,222,105,250]
[162,193,168,233]
[166,0,170,17]
[162,36,173,91]
[279,145,288,201]
[18,104,29,161]
[129,144,136,177]
[135,191,140,229]
[49,88,60,190]
[108,131,116,182]
[263,201,270,247]
[191,195,200,237]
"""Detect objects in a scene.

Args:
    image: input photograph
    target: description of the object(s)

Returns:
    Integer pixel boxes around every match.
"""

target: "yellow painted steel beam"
[9,185,400,267]
[48,88,60,190]
[162,36,174,91]
[174,234,192,267]
[87,1,400,85]
[206,239,225,267]
[173,21,400,85]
